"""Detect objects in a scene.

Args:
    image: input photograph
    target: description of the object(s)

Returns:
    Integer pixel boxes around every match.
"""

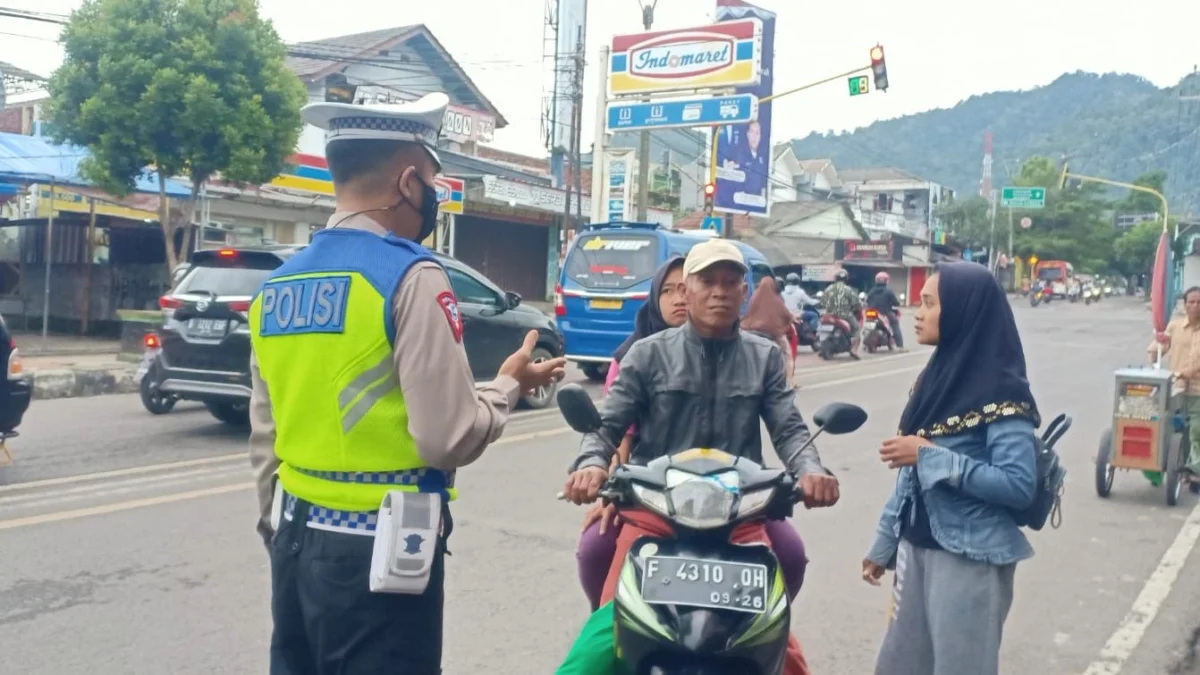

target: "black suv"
[140,246,565,425]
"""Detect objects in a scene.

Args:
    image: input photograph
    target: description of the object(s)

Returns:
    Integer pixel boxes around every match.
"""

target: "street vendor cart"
[1096,367,1190,506]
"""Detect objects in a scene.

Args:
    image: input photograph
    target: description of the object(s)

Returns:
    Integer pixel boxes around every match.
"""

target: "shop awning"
[0,132,190,196]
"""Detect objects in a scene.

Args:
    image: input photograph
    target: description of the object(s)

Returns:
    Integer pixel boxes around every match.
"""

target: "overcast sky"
[2,0,1197,159]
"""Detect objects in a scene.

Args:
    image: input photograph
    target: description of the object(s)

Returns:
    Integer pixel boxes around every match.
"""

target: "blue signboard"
[713,0,774,216]
[701,216,724,233]
[606,94,758,132]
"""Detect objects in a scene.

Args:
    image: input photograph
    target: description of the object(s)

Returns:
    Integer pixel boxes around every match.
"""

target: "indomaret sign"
[608,19,763,95]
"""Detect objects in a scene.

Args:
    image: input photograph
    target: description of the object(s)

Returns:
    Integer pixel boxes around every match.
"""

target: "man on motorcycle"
[865,271,904,350]
[562,239,839,506]
[821,268,863,358]
[781,273,816,318]
[560,239,833,674]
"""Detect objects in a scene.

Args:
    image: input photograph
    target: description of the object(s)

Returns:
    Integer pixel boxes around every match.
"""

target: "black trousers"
[888,312,904,347]
[270,499,447,675]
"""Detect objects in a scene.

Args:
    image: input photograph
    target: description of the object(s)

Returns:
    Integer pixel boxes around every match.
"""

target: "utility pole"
[561,25,585,233]
[590,46,610,224]
[635,1,655,221]
[987,189,997,271]
[573,38,585,226]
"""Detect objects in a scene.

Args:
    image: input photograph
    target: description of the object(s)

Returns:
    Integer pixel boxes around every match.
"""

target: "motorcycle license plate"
[640,555,768,614]
[187,318,228,338]
[817,325,834,334]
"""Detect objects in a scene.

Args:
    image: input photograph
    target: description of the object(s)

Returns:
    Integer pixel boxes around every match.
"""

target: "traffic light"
[848,75,869,97]
[1058,163,1070,190]
[870,45,888,92]
[704,183,715,214]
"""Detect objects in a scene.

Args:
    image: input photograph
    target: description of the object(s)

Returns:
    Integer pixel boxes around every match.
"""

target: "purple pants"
[576,518,809,611]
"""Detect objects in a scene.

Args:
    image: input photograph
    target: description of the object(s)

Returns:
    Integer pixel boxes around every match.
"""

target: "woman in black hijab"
[611,256,687,365]
[862,262,1040,675]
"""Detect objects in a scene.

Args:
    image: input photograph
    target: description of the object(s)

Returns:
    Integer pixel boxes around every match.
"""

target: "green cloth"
[555,602,633,675]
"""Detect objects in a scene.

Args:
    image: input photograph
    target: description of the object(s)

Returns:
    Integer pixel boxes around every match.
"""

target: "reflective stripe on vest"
[249,230,455,513]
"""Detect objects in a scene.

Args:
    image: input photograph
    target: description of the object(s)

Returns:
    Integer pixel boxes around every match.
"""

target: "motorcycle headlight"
[631,483,670,517]
[665,469,737,529]
[736,487,776,519]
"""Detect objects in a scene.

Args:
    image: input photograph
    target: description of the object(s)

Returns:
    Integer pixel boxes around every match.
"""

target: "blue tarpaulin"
[0,132,190,196]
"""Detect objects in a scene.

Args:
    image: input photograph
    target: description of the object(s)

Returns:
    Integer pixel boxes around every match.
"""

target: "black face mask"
[414,178,440,243]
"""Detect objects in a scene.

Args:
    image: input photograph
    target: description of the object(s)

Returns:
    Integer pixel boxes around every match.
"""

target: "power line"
[0,7,68,25]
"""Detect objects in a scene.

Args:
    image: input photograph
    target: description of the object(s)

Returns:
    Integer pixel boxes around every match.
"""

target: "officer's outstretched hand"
[500,330,567,395]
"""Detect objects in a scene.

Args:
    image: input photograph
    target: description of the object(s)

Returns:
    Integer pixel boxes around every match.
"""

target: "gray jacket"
[570,324,826,477]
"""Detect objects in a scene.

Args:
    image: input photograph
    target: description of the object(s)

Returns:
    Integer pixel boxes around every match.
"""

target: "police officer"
[248,92,566,674]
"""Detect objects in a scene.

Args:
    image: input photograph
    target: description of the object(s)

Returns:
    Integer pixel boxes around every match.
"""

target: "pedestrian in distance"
[247,92,566,675]
[863,261,1041,675]
[741,276,799,389]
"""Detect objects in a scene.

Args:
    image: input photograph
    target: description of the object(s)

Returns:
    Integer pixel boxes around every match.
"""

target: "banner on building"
[802,264,842,283]
[602,149,634,222]
[840,240,896,262]
[435,176,465,215]
[712,0,774,217]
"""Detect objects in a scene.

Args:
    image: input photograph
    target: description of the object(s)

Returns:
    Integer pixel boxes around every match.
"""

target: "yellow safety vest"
[249,229,455,512]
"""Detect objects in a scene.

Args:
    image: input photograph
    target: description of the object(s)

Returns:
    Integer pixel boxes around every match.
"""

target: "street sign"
[848,75,869,96]
[1001,187,1046,209]
[606,94,758,132]
[701,216,724,233]
[1020,216,1032,229]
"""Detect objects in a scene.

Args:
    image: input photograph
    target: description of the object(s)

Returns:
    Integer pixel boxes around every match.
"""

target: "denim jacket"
[865,417,1038,568]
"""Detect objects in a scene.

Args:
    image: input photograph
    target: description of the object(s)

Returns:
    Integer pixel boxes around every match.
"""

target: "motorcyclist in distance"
[866,271,905,351]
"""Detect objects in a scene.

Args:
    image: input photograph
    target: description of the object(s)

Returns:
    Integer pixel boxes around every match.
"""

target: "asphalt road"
[3,296,1200,674]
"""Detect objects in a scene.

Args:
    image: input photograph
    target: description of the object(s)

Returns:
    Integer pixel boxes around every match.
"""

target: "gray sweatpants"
[874,541,1016,675]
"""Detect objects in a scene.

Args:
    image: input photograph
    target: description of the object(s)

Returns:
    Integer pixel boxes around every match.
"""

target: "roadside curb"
[30,364,139,400]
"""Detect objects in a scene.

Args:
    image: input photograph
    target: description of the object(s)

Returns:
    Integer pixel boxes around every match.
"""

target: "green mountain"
[790,71,1200,216]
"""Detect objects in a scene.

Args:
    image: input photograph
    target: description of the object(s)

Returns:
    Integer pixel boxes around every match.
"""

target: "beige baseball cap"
[683,239,748,278]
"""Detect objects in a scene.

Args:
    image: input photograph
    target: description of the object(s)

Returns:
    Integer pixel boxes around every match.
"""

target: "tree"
[934,196,992,249]
[1118,170,1168,216]
[1010,155,1116,272]
[1113,219,1165,277]
[47,0,306,271]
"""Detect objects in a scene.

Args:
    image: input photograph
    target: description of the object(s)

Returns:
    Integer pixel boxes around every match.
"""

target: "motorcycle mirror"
[812,402,868,435]
[556,384,602,434]
[899,293,906,303]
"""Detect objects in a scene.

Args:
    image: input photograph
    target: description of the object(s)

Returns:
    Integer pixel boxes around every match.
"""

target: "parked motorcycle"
[862,308,896,353]
[816,314,855,360]
[555,384,867,674]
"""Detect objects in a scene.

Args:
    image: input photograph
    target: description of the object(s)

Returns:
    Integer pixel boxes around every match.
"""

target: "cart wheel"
[1166,432,1189,507]
[1096,428,1115,498]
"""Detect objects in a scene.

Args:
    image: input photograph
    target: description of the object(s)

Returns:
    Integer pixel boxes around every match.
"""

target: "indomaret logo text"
[630,34,735,79]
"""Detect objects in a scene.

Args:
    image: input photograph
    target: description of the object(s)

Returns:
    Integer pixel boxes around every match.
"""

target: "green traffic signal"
[848,75,869,97]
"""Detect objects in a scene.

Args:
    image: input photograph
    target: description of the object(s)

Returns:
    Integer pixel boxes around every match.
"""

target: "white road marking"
[0,453,246,494]
[1081,499,1200,674]
[0,464,247,508]
[0,483,254,531]
[799,365,924,391]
